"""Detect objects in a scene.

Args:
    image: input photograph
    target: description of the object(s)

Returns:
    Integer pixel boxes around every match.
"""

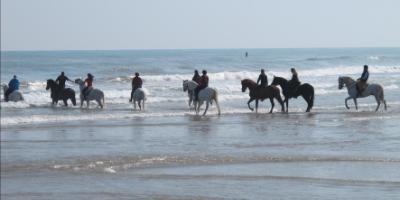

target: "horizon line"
[1,46,400,52]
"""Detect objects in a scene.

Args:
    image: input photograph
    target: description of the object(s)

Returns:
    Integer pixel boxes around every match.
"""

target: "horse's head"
[75,78,83,85]
[182,80,188,92]
[2,84,7,92]
[241,79,255,92]
[338,76,344,89]
[271,76,286,86]
[46,79,54,90]
[338,76,353,89]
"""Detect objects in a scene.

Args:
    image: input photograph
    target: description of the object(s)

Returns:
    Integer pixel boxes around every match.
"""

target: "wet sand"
[2,110,400,199]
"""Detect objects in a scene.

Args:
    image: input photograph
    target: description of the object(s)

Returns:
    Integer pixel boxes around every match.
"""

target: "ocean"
[1,48,400,199]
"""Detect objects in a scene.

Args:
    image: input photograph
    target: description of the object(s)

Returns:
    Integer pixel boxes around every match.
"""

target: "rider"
[129,72,143,102]
[288,68,301,97]
[5,75,19,102]
[82,73,94,100]
[356,65,369,96]
[56,71,71,89]
[192,70,201,84]
[194,70,209,101]
[257,69,268,88]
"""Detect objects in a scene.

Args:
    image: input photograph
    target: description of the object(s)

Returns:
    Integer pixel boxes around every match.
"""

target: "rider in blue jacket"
[5,75,20,101]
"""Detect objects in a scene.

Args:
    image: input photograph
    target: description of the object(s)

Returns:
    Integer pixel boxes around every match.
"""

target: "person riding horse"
[82,73,94,100]
[356,65,369,97]
[192,70,201,84]
[129,72,143,102]
[288,68,301,97]
[56,71,72,89]
[257,69,268,88]
[5,75,20,102]
[194,70,209,101]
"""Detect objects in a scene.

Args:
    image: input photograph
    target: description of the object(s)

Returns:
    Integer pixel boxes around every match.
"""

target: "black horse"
[46,79,76,106]
[271,76,314,112]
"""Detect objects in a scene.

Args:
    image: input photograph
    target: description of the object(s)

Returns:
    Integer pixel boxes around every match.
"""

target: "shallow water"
[1,48,400,199]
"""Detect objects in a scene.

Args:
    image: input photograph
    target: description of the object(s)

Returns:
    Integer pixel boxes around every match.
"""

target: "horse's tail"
[213,89,221,115]
[310,87,314,109]
[72,95,77,106]
[102,92,105,106]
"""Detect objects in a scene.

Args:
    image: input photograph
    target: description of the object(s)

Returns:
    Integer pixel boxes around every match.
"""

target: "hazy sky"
[1,0,400,50]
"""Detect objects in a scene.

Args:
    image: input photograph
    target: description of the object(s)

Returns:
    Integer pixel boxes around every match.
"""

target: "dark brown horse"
[241,79,284,113]
[271,76,314,112]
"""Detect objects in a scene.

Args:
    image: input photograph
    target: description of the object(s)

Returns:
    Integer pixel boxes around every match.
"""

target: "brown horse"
[241,79,285,113]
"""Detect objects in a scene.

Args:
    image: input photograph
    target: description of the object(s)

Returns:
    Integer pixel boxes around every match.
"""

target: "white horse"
[2,85,24,102]
[338,76,387,111]
[131,88,146,110]
[74,79,105,109]
[182,80,221,116]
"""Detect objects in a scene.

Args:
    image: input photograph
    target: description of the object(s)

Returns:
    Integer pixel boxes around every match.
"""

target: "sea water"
[1,48,400,199]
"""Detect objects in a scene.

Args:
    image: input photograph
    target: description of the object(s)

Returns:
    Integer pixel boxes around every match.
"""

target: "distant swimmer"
[83,73,94,100]
[192,70,201,84]
[129,72,143,102]
[56,72,72,89]
[5,75,20,102]
[194,70,209,101]
[245,52,248,57]
[257,69,268,88]
[356,65,369,97]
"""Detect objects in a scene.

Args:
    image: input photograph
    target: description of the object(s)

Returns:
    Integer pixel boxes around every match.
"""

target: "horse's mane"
[274,76,289,83]
[242,79,256,85]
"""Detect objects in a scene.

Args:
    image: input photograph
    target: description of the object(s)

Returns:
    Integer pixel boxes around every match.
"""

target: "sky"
[1,0,400,51]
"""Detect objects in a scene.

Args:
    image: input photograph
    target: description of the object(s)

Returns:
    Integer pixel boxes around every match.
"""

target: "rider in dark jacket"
[288,68,301,97]
[257,69,268,88]
[129,72,143,102]
[356,65,369,96]
[192,70,201,84]
[56,72,71,89]
[5,75,19,102]
[194,70,209,101]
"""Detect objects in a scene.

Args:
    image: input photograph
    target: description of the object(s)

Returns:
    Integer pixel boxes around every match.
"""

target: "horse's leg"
[87,100,90,108]
[285,98,289,113]
[276,95,284,112]
[142,100,145,111]
[80,95,84,108]
[353,98,358,110]
[196,101,201,115]
[138,100,142,110]
[97,99,103,109]
[63,99,68,106]
[302,95,310,112]
[255,99,259,114]
[247,98,255,111]
[345,96,352,109]
[269,98,275,113]
[215,98,221,115]
[374,95,381,112]
[133,100,137,110]
[203,101,209,116]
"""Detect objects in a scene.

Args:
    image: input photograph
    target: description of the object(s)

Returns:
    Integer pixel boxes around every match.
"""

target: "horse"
[271,76,314,112]
[46,79,76,106]
[182,80,196,107]
[131,88,146,110]
[338,76,387,111]
[182,80,221,116]
[2,84,24,102]
[241,79,284,113]
[74,79,105,109]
